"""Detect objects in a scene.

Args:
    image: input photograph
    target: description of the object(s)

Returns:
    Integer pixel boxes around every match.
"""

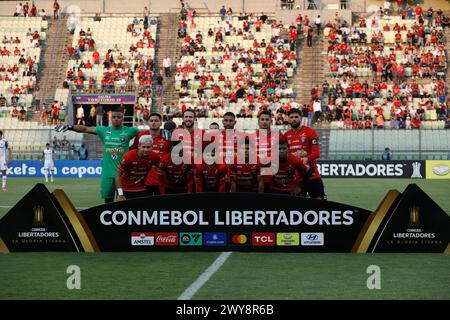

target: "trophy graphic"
[32,205,46,228]
[408,205,421,228]
[411,162,422,179]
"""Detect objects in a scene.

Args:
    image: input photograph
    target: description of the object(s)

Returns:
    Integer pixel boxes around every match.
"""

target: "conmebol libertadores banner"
[0,184,448,253]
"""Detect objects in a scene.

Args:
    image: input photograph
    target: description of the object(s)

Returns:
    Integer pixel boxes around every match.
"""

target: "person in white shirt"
[15,3,23,16]
[315,15,322,34]
[41,143,55,182]
[76,105,85,125]
[0,130,12,191]
[163,57,171,77]
[313,99,322,123]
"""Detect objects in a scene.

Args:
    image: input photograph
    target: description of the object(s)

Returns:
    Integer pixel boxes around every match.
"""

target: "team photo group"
[55,107,326,203]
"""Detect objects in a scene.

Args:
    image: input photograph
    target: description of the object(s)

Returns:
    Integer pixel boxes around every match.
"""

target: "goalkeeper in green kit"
[55,106,139,203]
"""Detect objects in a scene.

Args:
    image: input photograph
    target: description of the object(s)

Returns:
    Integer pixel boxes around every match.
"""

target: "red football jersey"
[220,129,238,165]
[256,129,273,182]
[193,163,228,192]
[229,162,261,192]
[283,126,321,179]
[118,149,159,191]
[133,130,172,186]
[173,128,206,164]
[270,154,310,193]
[158,153,192,193]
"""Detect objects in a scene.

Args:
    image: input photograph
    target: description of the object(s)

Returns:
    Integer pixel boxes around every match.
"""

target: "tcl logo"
[155,233,178,246]
[252,233,275,246]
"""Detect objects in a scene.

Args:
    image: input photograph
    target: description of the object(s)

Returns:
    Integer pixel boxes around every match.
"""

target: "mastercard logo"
[231,234,248,245]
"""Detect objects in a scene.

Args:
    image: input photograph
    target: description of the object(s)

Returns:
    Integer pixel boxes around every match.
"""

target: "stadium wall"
[0,0,356,16]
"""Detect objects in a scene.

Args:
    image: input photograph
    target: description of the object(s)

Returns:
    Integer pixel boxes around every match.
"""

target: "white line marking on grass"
[178,252,232,300]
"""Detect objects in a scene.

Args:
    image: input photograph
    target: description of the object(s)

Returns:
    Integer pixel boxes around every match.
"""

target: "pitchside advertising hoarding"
[7,160,102,178]
[7,160,443,179]
[0,184,449,253]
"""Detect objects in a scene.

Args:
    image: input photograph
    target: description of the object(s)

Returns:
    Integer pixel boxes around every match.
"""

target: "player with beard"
[230,138,264,193]
[175,109,205,165]
[131,113,172,196]
[219,112,237,191]
[116,135,160,201]
[193,151,228,192]
[270,138,312,195]
[283,108,326,199]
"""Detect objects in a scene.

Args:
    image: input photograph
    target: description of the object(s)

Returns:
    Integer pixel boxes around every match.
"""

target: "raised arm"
[55,124,97,135]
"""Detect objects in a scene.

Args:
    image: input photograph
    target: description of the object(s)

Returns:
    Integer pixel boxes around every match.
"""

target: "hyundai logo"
[307,234,318,241]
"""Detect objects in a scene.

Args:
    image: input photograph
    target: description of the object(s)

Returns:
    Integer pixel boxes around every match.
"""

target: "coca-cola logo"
[155,232,178,246]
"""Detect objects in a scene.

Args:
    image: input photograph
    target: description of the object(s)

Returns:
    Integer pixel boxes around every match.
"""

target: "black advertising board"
[316,160,426,178]
[0,184,448,253]
[80,193,370,252]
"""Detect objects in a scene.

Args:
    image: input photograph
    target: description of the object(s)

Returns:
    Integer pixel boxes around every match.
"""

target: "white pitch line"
[178,252,232,300]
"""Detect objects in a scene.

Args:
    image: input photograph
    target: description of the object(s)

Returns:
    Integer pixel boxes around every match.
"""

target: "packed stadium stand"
[173,12,298,128]
[0,16,47,109]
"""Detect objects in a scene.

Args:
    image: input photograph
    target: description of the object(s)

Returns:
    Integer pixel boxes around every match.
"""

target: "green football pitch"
[0,178,449,300]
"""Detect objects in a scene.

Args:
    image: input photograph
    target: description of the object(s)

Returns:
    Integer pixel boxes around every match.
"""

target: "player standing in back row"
[55,106,140,203]
[283,108,326,199]
[0,130,12,191]
[41,143,55,183]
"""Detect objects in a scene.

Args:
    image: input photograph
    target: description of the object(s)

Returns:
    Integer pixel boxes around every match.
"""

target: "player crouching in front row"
[269,138,312,195]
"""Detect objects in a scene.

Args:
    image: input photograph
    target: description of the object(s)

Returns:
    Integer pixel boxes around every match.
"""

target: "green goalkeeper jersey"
[95,125,140,178]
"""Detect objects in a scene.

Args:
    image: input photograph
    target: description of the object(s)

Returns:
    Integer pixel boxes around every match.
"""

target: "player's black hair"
[149,113,162,120]
[209,122,219,127]
[223,112,236,119]
[182,108,196,118]
[258,110,272,118]
[111,106,125,113]
[278,138,288,146]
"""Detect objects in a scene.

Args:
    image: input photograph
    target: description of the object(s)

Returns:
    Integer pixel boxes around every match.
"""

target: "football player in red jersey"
[115,135,160,201]
[256,110,274,191]
[158,144,193,194]
[173,109,205,165]
[230,138,264,193]
[284,108,326,199]
[193,151,228,192]
[220,112,237,191]
[131,113,172,196]
[270,138,312,195]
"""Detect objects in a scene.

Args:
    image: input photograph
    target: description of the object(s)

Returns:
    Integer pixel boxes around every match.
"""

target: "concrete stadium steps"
[35,17,73,120]
[291,32,325,105]
[153,13,180,113]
